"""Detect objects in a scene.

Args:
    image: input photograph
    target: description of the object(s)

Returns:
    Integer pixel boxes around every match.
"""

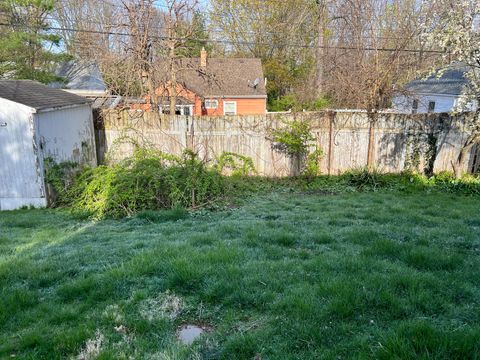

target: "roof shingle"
[405,64,470,96]
[50,60,107,92]
[0,80,90,110]
[157,58,267,97]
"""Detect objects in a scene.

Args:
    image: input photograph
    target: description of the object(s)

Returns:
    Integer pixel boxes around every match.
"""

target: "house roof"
[0,80,91,110]
[49,60,107,93]
[404,64,470,96]
[157,58,267,97]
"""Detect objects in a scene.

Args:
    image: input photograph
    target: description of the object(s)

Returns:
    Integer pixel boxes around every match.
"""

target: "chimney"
[200,47,207,67]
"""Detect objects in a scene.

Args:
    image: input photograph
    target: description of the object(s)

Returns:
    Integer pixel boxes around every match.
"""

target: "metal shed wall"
[0,98,46,210]
[35,104,97,166]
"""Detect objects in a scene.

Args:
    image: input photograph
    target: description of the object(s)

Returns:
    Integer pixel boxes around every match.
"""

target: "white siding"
[0,98,46,210]
[35,104,97,166]
[393,94,458,114]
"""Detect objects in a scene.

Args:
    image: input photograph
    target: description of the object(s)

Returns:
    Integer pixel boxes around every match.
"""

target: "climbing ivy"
[216,152,256,176]
[269,118,324,176]
[404,131,438,176]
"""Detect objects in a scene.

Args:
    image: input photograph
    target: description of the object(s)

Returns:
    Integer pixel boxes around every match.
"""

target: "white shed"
[0,80,97,210]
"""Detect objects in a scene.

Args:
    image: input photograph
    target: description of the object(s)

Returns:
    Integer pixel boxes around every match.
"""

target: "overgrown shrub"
[59,149,224,218]
[341,168,480,195]
[304,148,324,178]
[342,168,389,191]
[46,149,480,219]
[216,152,256,176]
[43,157,80,206]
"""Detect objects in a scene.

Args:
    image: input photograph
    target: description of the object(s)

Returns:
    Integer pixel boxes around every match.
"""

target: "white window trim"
[224,101,237,115]
[205,99,218,109]
[159,105,194,116]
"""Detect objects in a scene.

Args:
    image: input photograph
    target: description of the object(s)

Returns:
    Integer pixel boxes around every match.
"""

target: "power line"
[0,22,445,54]
[44,16,424,43]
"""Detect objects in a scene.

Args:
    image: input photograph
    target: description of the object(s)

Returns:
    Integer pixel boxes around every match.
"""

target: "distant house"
[393,64,477,114]
[0,80,96,210]
[139,49,267,115]
[49,61,121,109]
[50,60,107,96]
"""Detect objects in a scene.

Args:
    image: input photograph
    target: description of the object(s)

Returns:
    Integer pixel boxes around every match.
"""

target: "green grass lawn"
[1,191,479,359]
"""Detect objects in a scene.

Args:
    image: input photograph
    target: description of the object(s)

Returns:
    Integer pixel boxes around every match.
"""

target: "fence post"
[189,116,195,149]
[367,113,377,170]
[328,111,335,175]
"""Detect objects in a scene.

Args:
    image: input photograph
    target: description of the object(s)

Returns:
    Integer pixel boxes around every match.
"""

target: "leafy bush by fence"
[46,148,480,219]
[56,149,224,218]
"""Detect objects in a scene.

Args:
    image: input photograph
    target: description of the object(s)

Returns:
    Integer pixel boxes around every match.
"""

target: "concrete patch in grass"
[177,324,208,345]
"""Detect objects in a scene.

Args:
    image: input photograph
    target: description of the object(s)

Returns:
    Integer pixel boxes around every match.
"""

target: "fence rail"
[94,110,480,176]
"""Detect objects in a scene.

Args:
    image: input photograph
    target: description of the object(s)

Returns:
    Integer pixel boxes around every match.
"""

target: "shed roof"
[156,58,267,97]
[404,64,470,96]
[0,80,90,111]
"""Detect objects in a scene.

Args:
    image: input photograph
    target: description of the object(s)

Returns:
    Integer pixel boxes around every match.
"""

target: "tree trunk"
[315,0,326,98]
[168,26,177,115]
[169,63,177,115]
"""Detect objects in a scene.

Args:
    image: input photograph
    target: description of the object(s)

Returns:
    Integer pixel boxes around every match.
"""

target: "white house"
[49,60,122,109]
[0,80,97,210]
[393,64,477,114]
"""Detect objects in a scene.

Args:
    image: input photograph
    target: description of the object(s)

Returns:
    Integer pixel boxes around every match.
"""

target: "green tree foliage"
[0,0,68,83]
[177,11,212,58]
[209,0,319,110]
[268,94,330,112]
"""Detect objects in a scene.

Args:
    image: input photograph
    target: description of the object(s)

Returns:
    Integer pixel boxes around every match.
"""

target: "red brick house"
[143,49,267,116]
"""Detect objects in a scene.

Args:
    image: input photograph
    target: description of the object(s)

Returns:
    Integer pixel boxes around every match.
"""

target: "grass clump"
[136,207,189,223]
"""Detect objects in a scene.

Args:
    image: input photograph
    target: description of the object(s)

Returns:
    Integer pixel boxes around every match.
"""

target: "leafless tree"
[324,0,441,168]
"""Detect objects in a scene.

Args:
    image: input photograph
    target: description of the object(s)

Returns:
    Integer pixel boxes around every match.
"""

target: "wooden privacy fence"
[94,110,480,176]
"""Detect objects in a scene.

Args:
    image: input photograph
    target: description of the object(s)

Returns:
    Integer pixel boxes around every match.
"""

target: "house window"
[428,101,436,113]
[159,105,192,115]
[205,99,218,109]
[182,106,192,116]
[224,101,237,115]
[412,99,419,114]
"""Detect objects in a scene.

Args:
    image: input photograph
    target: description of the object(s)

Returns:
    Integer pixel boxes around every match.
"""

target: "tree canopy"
[0,0,68,83]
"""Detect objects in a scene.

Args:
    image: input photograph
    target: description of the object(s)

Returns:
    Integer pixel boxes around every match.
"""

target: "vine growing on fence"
[216,152,257,176]
[269,118,324,176]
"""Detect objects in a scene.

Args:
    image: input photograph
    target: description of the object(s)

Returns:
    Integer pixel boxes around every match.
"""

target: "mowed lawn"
[1,191,479,359]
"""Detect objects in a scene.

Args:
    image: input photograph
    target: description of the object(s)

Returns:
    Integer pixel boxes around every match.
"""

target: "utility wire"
[42,16,426,42]
[0,22,445,54]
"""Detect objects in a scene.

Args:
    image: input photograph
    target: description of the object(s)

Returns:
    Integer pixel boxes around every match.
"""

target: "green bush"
[268,94,330,112]
[46,148,480,219]
[43,157,79,205]
[60,149,224,218]
[340,168,480,195]
[342,168,389,191]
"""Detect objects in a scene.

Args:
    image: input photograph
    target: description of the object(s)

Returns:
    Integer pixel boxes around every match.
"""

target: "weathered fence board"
[94,110,479,176]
